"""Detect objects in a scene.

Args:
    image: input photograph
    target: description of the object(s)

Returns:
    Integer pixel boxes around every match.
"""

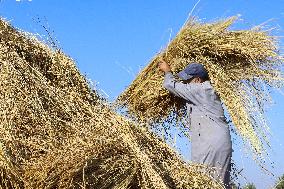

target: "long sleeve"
[163,72,201,105]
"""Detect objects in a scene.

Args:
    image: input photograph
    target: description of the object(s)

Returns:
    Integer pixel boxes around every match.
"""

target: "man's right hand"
[158,59,171,73]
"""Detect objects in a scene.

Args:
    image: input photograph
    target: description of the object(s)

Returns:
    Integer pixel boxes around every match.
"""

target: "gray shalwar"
[163,72,232,188]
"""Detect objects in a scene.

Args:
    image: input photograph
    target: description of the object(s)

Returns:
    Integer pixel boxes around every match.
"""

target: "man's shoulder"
[202,81,214,89]
[201,81,219,96]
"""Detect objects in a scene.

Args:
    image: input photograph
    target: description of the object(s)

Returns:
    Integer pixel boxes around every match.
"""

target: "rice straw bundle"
[117,16,284,159]
[0,18,224,188]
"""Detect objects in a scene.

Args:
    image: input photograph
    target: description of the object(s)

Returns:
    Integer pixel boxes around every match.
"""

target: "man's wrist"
[164,70,172,75]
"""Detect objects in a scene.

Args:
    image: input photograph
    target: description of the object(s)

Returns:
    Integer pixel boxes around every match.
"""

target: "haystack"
[0,18,224,188]
[117,16,284,160]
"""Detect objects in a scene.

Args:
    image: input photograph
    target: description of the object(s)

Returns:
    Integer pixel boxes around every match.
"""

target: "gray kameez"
[163,72,232,188]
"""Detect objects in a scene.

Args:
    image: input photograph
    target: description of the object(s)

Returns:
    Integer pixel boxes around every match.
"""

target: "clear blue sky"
[1,1,283,188]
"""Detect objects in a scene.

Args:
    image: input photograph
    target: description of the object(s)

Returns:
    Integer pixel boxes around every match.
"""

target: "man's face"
[183,77,202,83]
[190,77,200,83]
[184,77,203,84]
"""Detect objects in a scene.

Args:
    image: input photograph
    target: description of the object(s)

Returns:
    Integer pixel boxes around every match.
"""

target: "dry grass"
[117,16,284,162]
[0,18,225,188]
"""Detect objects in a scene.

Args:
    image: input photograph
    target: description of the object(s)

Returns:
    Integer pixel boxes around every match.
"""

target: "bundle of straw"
[117,16,284,159]
[0,18,224,188]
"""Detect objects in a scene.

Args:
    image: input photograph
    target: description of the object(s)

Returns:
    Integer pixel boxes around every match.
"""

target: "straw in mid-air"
[117,16,284,162]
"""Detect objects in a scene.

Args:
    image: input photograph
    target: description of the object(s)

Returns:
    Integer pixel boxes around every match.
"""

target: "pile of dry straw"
[117,17,284,161]
[0,18,224,188]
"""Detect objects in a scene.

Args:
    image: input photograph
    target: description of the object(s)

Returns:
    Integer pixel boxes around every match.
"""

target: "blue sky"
[0,0,283,188]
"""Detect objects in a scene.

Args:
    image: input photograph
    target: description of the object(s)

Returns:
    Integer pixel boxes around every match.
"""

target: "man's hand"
[158,59,171,73]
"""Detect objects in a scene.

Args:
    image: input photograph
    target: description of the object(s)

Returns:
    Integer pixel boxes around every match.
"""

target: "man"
[158,60,232,188]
